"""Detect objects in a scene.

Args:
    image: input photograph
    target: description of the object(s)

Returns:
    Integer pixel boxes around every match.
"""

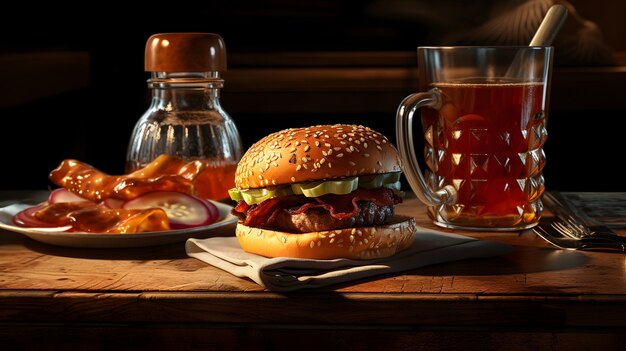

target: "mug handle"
[395,89,457,206]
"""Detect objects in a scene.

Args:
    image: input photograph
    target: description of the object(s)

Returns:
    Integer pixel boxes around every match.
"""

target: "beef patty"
[272,201,394,233]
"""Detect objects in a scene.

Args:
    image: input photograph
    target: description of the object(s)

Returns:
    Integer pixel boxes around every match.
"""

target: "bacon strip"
[49,154,206,202]
[232,188,401,228]
[33,203,171,233]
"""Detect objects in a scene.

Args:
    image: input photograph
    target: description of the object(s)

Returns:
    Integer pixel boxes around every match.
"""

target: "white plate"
[0,201,238,248]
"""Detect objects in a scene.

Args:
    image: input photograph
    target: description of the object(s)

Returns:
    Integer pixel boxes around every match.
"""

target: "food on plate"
[229,124,416,259]
[122,191,219,229]
[12,155,220,233]
[49,154,206,202]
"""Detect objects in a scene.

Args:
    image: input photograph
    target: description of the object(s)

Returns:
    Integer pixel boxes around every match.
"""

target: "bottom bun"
[235,215,417,260]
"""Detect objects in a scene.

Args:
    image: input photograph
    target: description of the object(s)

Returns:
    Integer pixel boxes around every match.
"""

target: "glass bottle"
[126,33,243,200]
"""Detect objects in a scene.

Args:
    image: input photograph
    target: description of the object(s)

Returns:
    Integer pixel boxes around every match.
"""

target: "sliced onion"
[12,204,73,231]
[122,191,218,229]
[48,188,94,204]
[102,198,124,209]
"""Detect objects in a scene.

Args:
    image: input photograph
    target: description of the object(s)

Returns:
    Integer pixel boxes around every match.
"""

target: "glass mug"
[396,46,553,231]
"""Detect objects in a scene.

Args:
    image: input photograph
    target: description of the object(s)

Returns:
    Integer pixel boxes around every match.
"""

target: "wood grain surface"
[1,191,625,350]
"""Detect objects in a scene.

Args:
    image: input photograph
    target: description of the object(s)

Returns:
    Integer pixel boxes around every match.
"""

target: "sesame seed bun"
[235,215,416,260]
[234,124,403,189]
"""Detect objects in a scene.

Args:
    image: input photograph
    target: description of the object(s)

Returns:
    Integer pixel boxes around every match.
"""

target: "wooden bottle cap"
[145,33,227,72]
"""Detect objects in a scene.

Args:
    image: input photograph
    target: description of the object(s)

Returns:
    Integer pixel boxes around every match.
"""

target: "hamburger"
[228,124,416,260]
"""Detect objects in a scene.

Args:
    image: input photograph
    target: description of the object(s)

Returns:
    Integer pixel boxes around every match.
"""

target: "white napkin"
[185,227,512,291]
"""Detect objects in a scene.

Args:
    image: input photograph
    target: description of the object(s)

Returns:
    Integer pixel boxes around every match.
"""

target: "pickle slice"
[227,188,245,202]
[291,177,358,197]
[229,172,401,204]
[359,172,401,189]
[228,186,292,204]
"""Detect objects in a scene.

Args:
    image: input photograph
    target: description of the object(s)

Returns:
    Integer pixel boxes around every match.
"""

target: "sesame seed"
[301,157,308,162]
[322,150,327,156]
[363,153,370,157]
[328,162,332,168]
[330,238,335,244]
[318,241,321,247]
[349,161,356,166]
[350,235,355,243]
[327,149,333,155]
[336,153,344,158]
[320,158,326,164]
[272,162,278,167]
[315,141,320,147]
[296,164,302,171]
[291,176,296,182]
[340,141,346,145]
[334,147,341,151]
[376,145,383,151]
[282,236,286,243]
[310,241,315,248]
[325,143,331,147]
[350,145,355,152]
[329,233,336,238]
[304,145,311,152]
[351,228,357,234]
[346,147,352,153]
[302,163,308,169]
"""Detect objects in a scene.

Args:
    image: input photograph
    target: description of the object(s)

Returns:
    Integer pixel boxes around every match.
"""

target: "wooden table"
[1,191,625,350]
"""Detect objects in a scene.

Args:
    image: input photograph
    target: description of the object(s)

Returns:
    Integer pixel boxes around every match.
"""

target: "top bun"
[235,124,403,190]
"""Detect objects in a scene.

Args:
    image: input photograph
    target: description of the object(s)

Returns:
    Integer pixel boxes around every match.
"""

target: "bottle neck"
[147,72,223,110]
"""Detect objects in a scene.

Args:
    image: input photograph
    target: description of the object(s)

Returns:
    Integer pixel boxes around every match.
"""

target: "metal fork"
[541,191,624,240]
[533,192,626,251]
[534,217,626,251]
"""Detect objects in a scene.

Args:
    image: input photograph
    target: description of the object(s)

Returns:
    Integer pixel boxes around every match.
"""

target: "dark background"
[1,0,625,192]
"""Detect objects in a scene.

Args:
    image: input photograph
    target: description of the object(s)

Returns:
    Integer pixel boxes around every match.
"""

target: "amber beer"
[396,46,552,230]
[422,79,546,228]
